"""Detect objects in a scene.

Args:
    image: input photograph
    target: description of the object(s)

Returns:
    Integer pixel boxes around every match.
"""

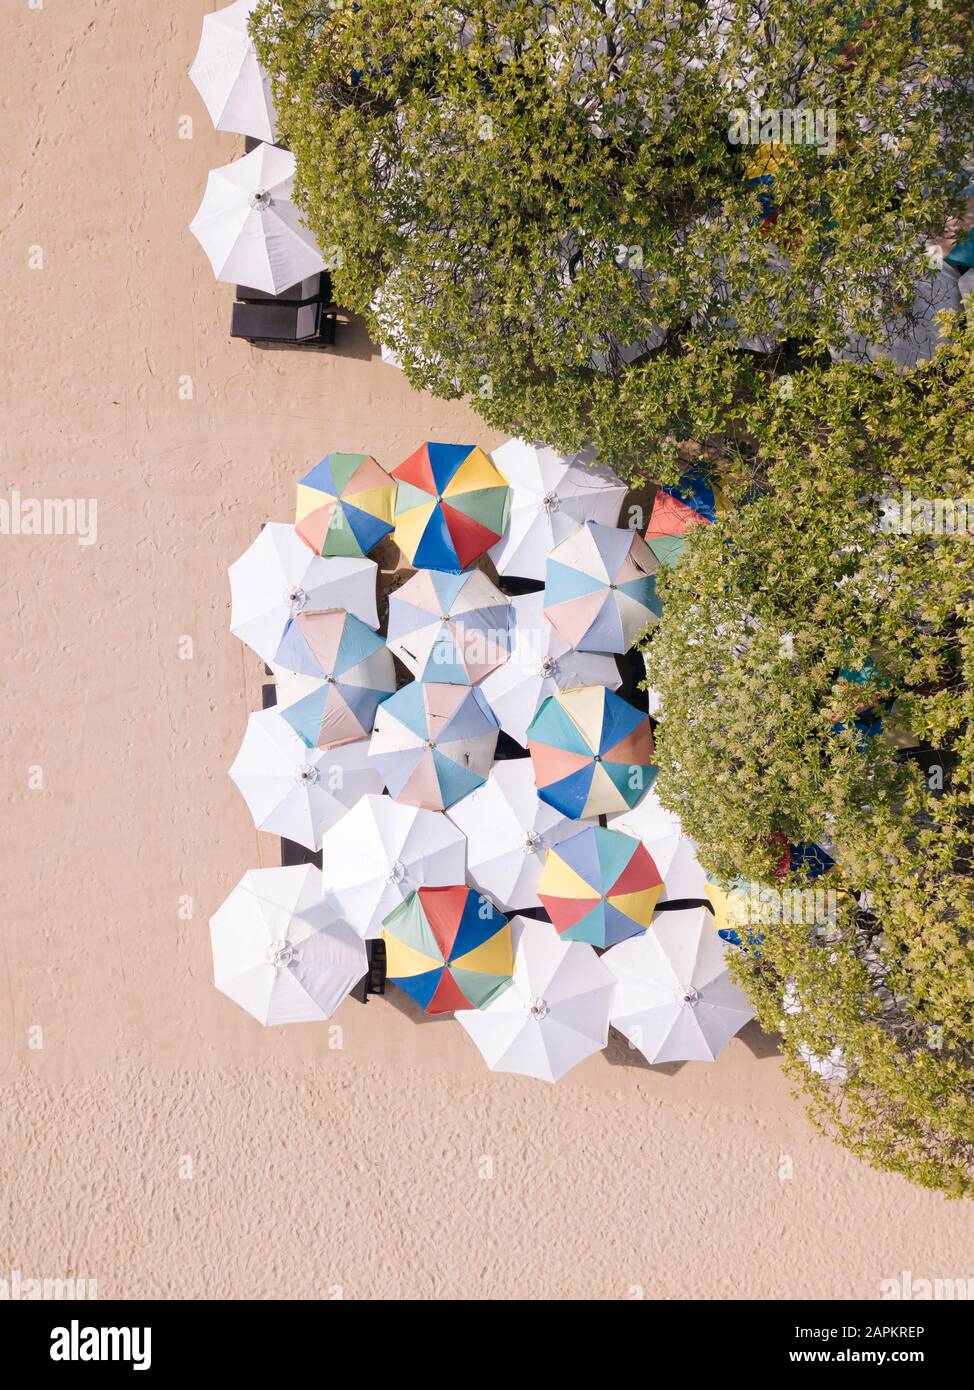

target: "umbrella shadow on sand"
[602,1018,782,1073]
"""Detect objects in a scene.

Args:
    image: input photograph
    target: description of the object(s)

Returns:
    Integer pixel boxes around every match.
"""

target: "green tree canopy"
[254,0,974,476]
[644,319,974,1195]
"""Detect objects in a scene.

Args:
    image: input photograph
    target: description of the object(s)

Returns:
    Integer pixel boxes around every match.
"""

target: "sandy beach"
[2,0,973,1300]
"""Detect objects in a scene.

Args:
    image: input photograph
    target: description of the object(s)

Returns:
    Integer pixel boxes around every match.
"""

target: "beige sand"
[1,1,973,1301]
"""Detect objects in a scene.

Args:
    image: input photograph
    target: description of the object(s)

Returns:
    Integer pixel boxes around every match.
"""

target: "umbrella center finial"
[541,656,559,678]
[593,753,602,762]
[523,829,543,852]
[388,859,407,885]
[287,586,308,613]
[683,987,700,1007]
[529,996,550,1019]
[266,938,295,968]
[423,737,435,750]
[250,188,272,211]
[608,582,618,590]
[295,763,319,785]
[540,493,560,513]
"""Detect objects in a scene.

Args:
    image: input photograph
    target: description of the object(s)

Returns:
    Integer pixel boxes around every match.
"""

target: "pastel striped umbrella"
[382,885,514,1014]
[537,825,663,947]
[295,452,396,558]
[369,681,499,811]
[386,568,513,685]
[527,686,655,819]
[544,522,661,653]
[273,609,395,749]
[645,469,725,568]
[391,442,510,572]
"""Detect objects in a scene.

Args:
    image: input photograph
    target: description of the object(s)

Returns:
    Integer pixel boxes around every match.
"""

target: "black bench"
[231,298,337,347]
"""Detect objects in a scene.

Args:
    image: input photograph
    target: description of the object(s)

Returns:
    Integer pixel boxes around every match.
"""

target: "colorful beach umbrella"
[229,523,378,667]
[446,760,578,912]
[527,686,655,819]
[608,787,708,903]
[189,0,277,143]
[391,442,510,572]
[645,469,725,568]
[479,591,621,747]
[382,885,514,1014]
[604,907,755,1063]
[273,609,395,749]
[369,682,499,811]
[537,825,663,947]
[386,568,513,685]
[229,707,383,851]
[455,919,616,1083]
[487,439,627,581]
[294,452,396,559]
[209,866,367,1026]
[544,522,661,653]
[189,143,326,294]
[320,794,467,939]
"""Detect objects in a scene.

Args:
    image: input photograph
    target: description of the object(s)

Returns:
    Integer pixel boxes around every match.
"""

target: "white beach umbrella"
[189,0,277,143]
[605,907,754,1063]
[488,439,627,580]
[229,707,383,851]
[320,793,467,939]
[229,522,378,668]
[608,786,708,903]
[479,591,620,747]
[210,865,367,1025]
[190,143,326,294]
[446,759,578,911]
[455,919,616,1082]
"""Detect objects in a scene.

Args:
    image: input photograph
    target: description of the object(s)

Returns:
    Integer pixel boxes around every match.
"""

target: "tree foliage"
[644,319,974,1196]
[253,0,974,478]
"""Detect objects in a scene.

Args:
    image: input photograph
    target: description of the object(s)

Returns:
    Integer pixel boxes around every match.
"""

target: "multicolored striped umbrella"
[295,452,396,558]
[386,567,513,685]
[537,825,663,947]
[273,609,395,749]
[391,442,510,572]
[645,469,725,568]
[369,681,499,811]
[544,522,661,653]
[382,885,514,1014]
[527,686,655,819]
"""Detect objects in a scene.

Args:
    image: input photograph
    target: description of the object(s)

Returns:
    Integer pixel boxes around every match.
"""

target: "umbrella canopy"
[487,439,627,581]
[382,885,514,1014]
[209,866,367,1025]
[527,686,655,819]
[537,825,663,947]
[607,787,708,903]
[479,591,621,747]
[544,521,662,653]
[189,143,326,294]
[188,0,277,143]
[274,609,395,749]
[369,682,499,811]
[229,707,383,850]
[320,793,467,939]
[604,907,755,1063]
[295,452,396,558]
[386,568,513,685]
[229,523,378,667]
[645,469,725,568]
[446,759,577,911]
[455,919,616,1083]
[391,442,510,572]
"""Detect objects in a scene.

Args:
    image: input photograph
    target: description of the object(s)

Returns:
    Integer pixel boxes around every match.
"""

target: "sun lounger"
[236,273,333,305]
[231,300,337,347]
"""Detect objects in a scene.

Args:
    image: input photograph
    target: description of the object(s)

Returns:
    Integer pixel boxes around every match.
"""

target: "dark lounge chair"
[231,299,337,347]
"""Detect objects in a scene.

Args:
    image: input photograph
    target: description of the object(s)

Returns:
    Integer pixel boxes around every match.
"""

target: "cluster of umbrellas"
[188,1,329,295]
[211,431,758,1082]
